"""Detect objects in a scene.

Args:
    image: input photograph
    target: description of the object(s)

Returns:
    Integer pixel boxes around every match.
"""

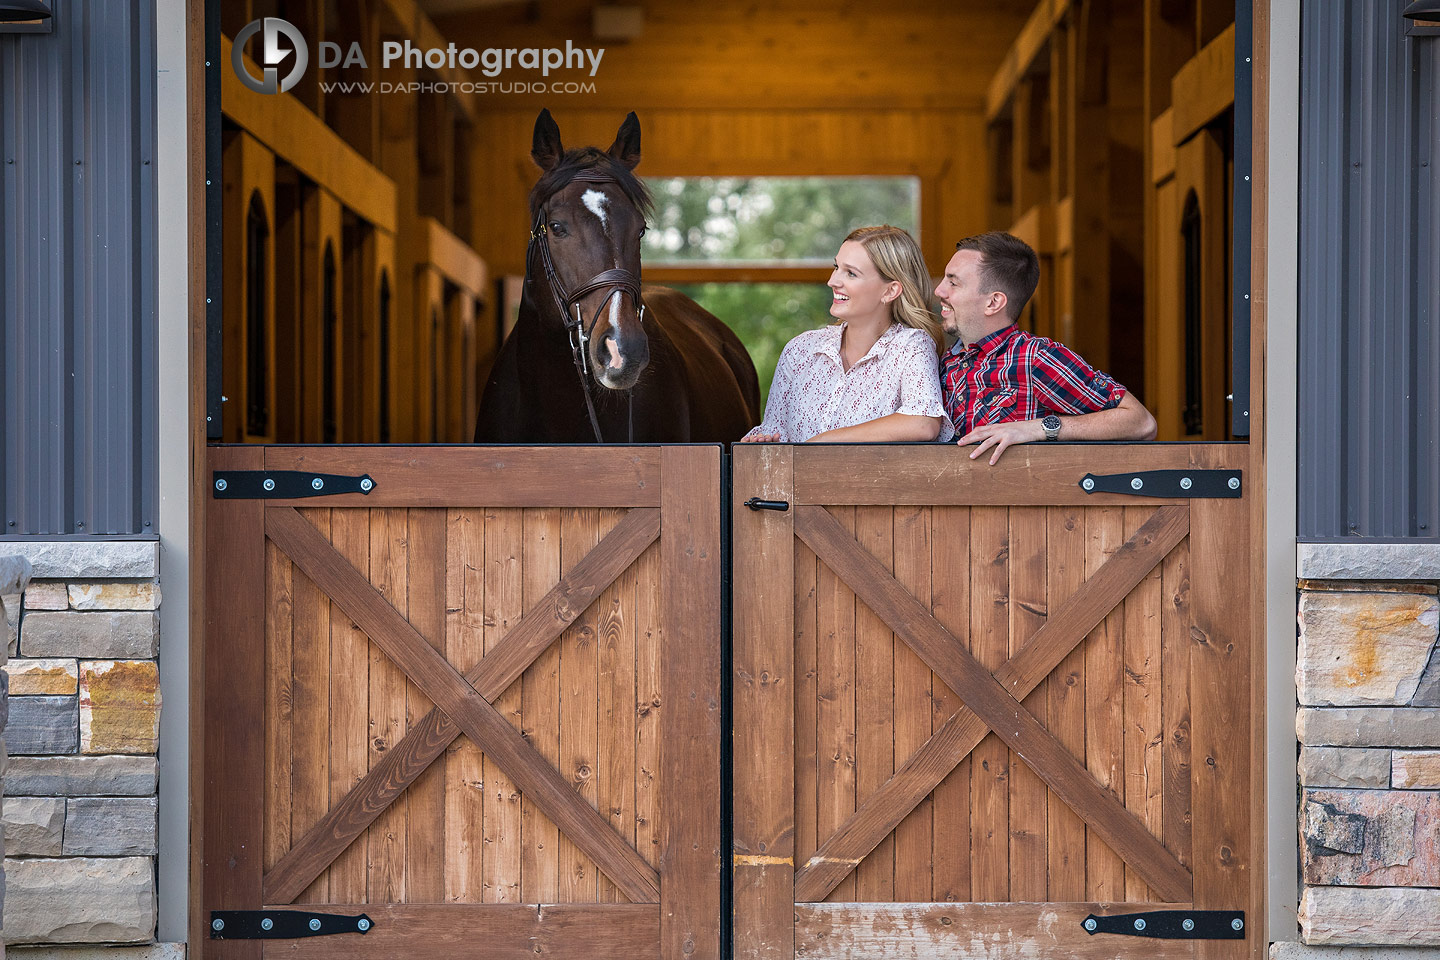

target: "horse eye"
[549,220,567,237]
[638,225,648,238]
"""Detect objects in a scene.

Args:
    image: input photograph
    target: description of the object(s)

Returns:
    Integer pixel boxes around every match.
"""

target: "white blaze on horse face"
[581,187,626,338]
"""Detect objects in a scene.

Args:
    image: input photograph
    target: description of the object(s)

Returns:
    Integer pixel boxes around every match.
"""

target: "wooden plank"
[1162,527,1193,867]
[368,508,410,904]
[1046,505,1088,902]
[793,444,1196,506]
[445,508,487,903]
[259,903,659,959]
[793,505,1193,903]
[794,537,819,880]
[328,508,371,903]
[659,446,722,959]
[1009,507,1049,901]
[264,540,294,874]
[265,507,662,903]
[928,506,971,903]
[890,505,933,902]
[262,509,660,904]
[1189,446,1253,960]
[258,447,662,507]
[597,509,638,903]
[1008,203,1057,257]
[1152,108,1178,184]
[1123,507,1166,902]
[291,508,332,904]
[481,507,524,903]
[421,216,488,297]
[853,506,895,902]
[969,506,1010,902]
[521,507,563,904]
[1084,506,1127,902]
[634,540,663,874]
[794,507,1189,901]
[731,444,795,960]
[558,508,604,902]
[203,446,265,960]
[405,508,448,902]
[793,902,1196,960]
[985,0,1072,122]
[815,505,857,903]
[1171,24,1236,146]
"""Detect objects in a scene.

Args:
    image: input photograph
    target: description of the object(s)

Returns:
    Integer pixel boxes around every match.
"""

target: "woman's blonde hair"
[843,225,944,356]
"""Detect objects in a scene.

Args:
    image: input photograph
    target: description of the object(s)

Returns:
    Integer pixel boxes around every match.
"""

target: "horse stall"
[200,1,1264,958]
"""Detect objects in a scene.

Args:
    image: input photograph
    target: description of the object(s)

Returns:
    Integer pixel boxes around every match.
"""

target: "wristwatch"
[1041,414,1062,441]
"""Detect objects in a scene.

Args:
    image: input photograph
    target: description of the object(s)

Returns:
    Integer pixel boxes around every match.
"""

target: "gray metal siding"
[1,0,158,537]
[1299,1,1440,541]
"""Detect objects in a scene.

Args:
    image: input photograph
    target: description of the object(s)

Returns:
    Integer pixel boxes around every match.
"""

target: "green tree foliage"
[646,177,920,409]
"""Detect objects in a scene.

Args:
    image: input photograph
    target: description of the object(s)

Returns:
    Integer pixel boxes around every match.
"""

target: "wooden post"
[1065,0,1111,368]
[661,446,723,960]
[731,445,795,960]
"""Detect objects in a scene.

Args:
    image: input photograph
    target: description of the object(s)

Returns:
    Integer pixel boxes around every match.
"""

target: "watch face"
[1042,415,1061,429]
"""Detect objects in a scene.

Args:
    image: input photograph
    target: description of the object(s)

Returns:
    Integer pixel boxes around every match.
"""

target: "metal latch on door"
[1082,910,1245,939]
[1080,469,1242,498]
[209,910,374,939]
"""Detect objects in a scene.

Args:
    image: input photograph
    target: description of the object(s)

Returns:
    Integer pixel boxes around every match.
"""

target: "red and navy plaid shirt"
[940,324,1126,437]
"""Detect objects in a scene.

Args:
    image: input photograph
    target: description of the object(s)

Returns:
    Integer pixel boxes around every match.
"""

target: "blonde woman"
[741,225,953,443]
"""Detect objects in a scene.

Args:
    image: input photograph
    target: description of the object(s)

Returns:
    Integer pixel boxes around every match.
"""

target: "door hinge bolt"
[1232,918,1244,931]
[1134,918,1147,931]
[360,477,374,492]
[357,918,371,932]
[260,918,273,931]
[312,477,324,491]
[1081,477,1096,491]
[263,478,276,492]
[1130,477,1143,490]
[212,918,225,932]
[1228,477,1241,490]
[1084,918,1098,932]
[214,478,227,492]
[309,918,322,932]
[1180,477,1193,490]
[1182,918,1195,932]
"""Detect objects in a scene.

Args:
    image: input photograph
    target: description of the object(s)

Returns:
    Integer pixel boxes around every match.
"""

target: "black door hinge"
[210,910,373,939]
[212,471,376,499]
[1080,469,1241,498]
[1082,910,1245,939]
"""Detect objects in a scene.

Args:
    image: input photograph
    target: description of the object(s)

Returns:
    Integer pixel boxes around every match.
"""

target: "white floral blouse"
[743,322,955,443]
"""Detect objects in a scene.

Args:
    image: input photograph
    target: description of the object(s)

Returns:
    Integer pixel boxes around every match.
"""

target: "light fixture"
[1402,0,1440,17]
[0,0,51,22]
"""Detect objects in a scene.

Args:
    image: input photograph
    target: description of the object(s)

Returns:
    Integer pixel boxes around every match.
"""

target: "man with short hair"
[934,231,1156,463]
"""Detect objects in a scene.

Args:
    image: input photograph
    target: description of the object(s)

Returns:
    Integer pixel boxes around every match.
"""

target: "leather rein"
[526,168,643,443]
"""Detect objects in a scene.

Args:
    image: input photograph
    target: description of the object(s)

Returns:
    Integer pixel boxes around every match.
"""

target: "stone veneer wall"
[1,542,162,946]
[1294,577,1440,951]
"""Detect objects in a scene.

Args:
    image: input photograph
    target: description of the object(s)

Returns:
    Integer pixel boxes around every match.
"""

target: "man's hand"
[956,418,1045,464]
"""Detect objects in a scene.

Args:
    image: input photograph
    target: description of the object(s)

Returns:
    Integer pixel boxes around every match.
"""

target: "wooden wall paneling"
[1145,0,1200,122]
[289,507,332,904]
[1172,24,1236,146]
[323,0,381,163]
[968,506,1010,902]
[368,507,410,903]
[374,229,397,442]
[1173,128,1229,440]
[1013,74,1052,221]
[1008,507,1049,901]
[263,540,294,877]
[557,507,605,902]
[815,504,857,904]
[375,31,420,441]
[1083,506,1126,902]
[1108,0,1149,396]
[852,507,896,901]
[445,506,486,902]
[985,0,1073,122]
[1121,506,1165,902]
[341,214,377,443]
[658,447,722,959]
[520,506,563,903]
[1044,504,1088,900]
[414,267,444,443]
[405,508,449,902]
[595,504,638,904]
[326,505,371,903]
[272,163,304,443]
[891,505,934,902]
[202,446,266,960]
[732,445,795,960]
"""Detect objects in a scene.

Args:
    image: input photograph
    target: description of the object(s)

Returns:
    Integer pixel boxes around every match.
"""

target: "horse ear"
[606,111,642,170]
[531,108,564,171]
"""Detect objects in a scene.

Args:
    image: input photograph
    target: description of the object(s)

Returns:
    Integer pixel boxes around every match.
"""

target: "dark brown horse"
[474,110,760,443]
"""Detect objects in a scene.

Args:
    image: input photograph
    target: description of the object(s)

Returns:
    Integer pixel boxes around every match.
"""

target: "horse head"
[527,109,652,392]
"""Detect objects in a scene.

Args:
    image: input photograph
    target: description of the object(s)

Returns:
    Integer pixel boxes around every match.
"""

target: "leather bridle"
[526,167,644,443]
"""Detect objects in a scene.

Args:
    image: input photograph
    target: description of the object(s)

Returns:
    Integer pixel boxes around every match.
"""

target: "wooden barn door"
[733,443,1258,959]
[202,445,721,960]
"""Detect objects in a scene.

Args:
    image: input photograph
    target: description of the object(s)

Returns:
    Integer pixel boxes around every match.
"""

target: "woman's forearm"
[808,413,942,443]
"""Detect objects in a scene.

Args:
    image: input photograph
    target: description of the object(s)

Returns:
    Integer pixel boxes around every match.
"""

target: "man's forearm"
[1056,396,1156,441]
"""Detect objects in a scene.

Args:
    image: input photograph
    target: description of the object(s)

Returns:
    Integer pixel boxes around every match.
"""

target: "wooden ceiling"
[426,0,1033,112]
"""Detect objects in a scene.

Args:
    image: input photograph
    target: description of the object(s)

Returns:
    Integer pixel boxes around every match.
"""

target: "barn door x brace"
[1083,910,1246,939]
